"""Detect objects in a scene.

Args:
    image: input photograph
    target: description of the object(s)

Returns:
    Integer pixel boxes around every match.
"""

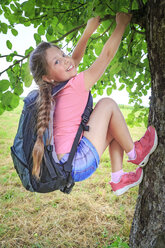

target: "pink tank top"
[53,72,89,154]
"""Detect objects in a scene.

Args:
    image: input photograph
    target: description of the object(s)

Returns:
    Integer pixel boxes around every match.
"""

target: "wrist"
[116,22,128,29]
[83,28,93,38]
[115,23,127,34]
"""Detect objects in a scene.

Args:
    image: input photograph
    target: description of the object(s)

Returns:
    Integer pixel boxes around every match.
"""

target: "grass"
[0,100,146,248]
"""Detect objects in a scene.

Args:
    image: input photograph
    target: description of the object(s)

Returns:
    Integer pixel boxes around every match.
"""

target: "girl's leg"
[109,139,125,183]
[84,97,157,195]
[84,97,133,159]
[83,98,143,195]
[109,139,124,172]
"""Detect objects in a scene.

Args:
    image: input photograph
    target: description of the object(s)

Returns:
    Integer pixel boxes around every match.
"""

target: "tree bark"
[129,1,165,247]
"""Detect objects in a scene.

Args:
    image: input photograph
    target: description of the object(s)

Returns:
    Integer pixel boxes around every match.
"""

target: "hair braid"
[32,82,52,178]
[29,42,60,178]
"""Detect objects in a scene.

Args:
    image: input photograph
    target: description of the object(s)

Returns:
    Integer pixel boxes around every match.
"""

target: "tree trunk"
[129,1,165,247]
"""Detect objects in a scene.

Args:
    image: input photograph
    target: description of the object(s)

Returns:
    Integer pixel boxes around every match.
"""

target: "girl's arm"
[84,13,132,91]
[72,16,100,67]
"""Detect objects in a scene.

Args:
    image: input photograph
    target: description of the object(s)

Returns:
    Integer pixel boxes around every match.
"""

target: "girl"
[29,13,158,196]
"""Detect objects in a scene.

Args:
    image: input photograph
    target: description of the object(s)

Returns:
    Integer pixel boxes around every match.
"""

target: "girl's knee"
[97,97,118,111]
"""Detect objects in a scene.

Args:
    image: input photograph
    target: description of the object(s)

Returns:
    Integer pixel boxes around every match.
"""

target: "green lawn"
[0,100,146,248]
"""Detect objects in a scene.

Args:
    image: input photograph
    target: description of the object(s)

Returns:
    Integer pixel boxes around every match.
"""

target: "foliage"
[107,236,130,247]
[0,0,150,125]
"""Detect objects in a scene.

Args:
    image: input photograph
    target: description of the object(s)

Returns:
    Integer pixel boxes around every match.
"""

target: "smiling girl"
[29,13,157,195]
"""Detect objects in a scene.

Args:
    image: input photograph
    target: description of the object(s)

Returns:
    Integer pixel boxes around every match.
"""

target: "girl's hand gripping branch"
[116,12,132,26]
[84,12,132,91]
[72,16,100,67]
[85,16,101,36]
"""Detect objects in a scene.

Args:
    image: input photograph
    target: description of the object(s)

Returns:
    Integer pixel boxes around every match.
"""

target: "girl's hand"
[84,12,132,91]
[72,16,100,67]
[85,16,100,36]
[116,12,132,27]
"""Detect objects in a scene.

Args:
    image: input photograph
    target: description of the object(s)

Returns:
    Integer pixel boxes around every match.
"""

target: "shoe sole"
[139,128,158,167]
[113,170,143,196]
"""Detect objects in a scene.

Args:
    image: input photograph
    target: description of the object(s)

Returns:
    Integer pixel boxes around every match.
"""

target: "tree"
[0,0,164,247]
[129,1,165,247]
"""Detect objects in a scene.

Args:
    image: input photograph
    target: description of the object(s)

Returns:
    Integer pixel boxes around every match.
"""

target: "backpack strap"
[61,92,93,193]
[51,80,69,96]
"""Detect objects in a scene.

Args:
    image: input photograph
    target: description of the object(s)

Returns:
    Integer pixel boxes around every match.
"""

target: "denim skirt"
[59,136,100,182]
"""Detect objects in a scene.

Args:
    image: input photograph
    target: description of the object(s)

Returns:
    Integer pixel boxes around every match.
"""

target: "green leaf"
[1,91,19,110]
[107,87,112,95]
[11,28,18,36]
[25,46,34,56]
[9,93,20,110]
[142,89,147,96]
[58,23,63,30]
[34,33,41,45]
[0,80,10,92]
[95,43,103,56]
[22,0,35,18]
[22,62,33,87]
[14,84,23,96]
[24,21,31,27]
[10,3,17,12]
[51,16,58,28]
[6,54,13,62]
[92,93,97,98]
[6,40,12,50]
[110,63,120,74]
[118,84,125,91]
[47,25,53,36]
[38,25,45,35]
[0,22,8,34]
[98,88,103,95]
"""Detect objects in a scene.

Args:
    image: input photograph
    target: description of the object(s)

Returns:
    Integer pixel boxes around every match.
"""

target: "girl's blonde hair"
[29,42,59,178]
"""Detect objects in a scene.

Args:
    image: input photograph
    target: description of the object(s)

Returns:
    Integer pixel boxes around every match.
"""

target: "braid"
[32,82,52,178]
[29,42,60,178]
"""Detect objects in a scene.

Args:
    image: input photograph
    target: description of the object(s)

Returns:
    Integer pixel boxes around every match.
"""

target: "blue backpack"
[11,81,93,194]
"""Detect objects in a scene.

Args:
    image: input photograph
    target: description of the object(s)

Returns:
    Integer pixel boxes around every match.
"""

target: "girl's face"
[43,46,77,83]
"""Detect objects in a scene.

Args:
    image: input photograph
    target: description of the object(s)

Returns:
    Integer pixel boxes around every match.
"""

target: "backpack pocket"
[11,147,35,192]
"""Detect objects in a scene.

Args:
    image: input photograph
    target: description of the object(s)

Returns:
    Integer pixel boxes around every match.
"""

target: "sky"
[0,16,151,106]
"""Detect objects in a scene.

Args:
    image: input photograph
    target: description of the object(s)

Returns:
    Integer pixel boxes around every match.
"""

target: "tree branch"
[0,54,24,59]
[0,54,29,76]
[91,21,115,41]
[105,3,116,14]
[42,3,87,14]
[51,14,115,44]
[51,23,86,43]
[50,8,147,45]
[15,3,88,25]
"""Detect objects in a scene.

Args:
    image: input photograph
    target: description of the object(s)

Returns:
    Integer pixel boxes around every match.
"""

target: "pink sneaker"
[109,167,143,196]
[128,126,158,167]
